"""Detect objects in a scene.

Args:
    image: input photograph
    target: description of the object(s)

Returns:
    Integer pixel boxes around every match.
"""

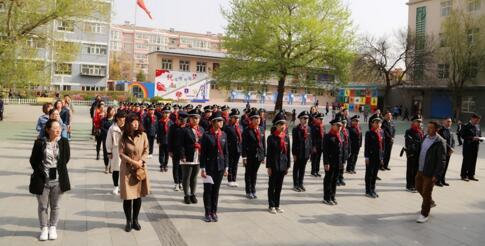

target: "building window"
[441,1,452,17]
[56,20,74,32]
[83,44,107,55]
[26,37,46,49]
[135,33,143,39]
[62,85,71,91]
[80,64,107,76]
[55,63,72,75]
[196,61,207,73]
[462,96,475,113]
[468,0,481,11]
[467,28,479,44]
[136,43,147,49]
[161,59,172,70]
[180,60,190,72]
[110,41,121,51]
[111,30,121,40]
[437,64,449,79]
[84,22,105,33]
[0,2,6,12]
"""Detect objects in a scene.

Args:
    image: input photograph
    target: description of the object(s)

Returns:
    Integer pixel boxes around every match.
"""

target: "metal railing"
[2,98,115,106]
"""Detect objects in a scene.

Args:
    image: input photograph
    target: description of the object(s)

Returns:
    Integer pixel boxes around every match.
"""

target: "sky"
[112,0,409,37]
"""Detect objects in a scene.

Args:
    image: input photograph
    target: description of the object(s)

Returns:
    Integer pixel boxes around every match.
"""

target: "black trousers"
[346,147,360,172]
[102,138,109,167]
[0,110,3,121]
[338,161,346,182]
[172,156,183,184]
[406,157,418,189]
[383,141,393,169]
[461,145,479,178]
[112,171,119,187]
[323,165,338,201]
[158,144,169,168]
[268,170,286,208]
[123,198,142,222]
[147,135,155,155]
[203,170,224,215]
[365,160,380,193]
[245,159,261,194]
[293,157,309,187]
[95,135,102,158]
[439,155,451,183]
[228,152,240,182]
[311,149,322,175]
[457,134,463,145]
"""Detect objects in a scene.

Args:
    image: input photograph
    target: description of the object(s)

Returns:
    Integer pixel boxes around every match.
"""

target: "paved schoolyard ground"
[0,104,484,246]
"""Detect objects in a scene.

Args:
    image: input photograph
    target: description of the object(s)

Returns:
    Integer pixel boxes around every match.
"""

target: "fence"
[2,98,115,106]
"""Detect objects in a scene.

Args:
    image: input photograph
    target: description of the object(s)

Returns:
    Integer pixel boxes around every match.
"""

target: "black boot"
[190,195,198,204]
[125,220,132,232]
[184,196,191,204]
[132,220,141,231]
[96,152,100,160]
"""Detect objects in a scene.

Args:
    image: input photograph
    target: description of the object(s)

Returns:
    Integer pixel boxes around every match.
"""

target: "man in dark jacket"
[347,115,362,174]
[242,110,265,199]
[381,111,396,171]
[460,113,482,181]
[437,117,455,186]
[224,109,243,187]
[310,113,325,177]
[168,112,188,191]
[404,116,424,192]
[157,106,172,172]
[199,105,213,131]
[142,106,157,158]
[292,111,312,192]
[322,118,343,205]
[415,121,447,223]
[365,117,384,198]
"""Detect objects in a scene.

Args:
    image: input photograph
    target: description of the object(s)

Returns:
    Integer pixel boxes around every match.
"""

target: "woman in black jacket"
[101,106,115,173]
[266,113,290,214]
[29,119,71,241]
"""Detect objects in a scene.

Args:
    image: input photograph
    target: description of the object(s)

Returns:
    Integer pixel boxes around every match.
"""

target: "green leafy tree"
[217,0,354,111]
[0,0,109,89]
[439,9,485,119]
[136,70,147,82]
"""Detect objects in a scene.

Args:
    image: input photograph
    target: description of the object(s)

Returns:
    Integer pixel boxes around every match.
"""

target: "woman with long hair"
[119,114,150,232]
[93,102,105,160]
[29,119,71,241]
[101,106,116,173]
[106,111,126,195]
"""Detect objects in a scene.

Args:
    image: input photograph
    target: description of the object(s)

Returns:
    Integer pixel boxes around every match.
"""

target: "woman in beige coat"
[106,111,126,195]
[119,114,150,232]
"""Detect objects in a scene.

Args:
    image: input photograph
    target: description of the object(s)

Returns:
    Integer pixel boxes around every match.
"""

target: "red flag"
[137,0,153,19]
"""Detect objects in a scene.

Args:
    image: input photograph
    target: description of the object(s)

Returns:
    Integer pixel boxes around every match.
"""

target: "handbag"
[134,166,146,181]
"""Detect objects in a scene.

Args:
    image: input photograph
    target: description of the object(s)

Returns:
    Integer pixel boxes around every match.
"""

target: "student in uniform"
[180,109,204,204]
[266,113,290,214]
[460,113,482,181]
[292,111,312,192]
[242,110,266,199]
[347,115,362,174]
[199,105,213,131]
[168,111,188,191]
[157,105,172,172]
[200,111,229,222]
[323,118,343,205]
[365,117,384,198]
[381,111,396,171]
[404,116,424,192]
[310,113,325,177]
[337,119,351,186]
[142,106,157,159]
[224,108,243,187]
[437,117,455,186]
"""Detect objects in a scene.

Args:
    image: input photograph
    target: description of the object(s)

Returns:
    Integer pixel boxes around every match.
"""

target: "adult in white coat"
[106,111,126,195]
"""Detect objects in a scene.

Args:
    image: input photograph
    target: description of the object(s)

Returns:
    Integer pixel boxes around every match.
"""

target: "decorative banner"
[354,97,362,104]
[344,89,350,97]
[371,97,378,106]
[155,70,210,102]
[349,104,354,111]
[343,103,349,110]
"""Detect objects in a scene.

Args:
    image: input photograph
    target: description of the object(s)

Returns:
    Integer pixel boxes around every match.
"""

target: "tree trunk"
[383,85,391,111]
[274,76,286,111]
[453,89,463,121]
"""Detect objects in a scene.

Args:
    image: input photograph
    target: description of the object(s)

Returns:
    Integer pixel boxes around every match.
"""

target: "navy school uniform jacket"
[348,126,363,151]
[143,115,158,137]
[200,130,229,174]
[292,125,312,160]
[364,130,384,162]
[310,124,325,150]
[323,133,343,167]
[157,118,173,145]
[242,126,266,162]
[266,134,291,172]
[180,126,205,162]
[168,124,184,157]
[224,124,243,154]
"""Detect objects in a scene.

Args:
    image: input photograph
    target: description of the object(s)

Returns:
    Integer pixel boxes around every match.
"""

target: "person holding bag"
[119,114,150,232]
[29,119,71,241]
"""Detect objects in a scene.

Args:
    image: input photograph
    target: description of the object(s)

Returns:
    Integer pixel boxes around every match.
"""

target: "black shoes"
[469,177,479,181]
[376,176,382,181]
[132,220,141,231]
[461,177,470,182]
[436,182,443,187]
[322,200,333,205]
[211,213,219,222]
[385,167,391,171]
[339,180,346,186]
[204,215,211,222]
[184,196,191,204]
[125,221,132,232]
[300,186,306,192]
[331,198,338,205]
[442,182,450,186]
[190,195,198,204]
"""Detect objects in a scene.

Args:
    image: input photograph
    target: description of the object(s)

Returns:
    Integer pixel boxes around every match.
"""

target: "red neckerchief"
[313,121,324,138]
[159,117,169,134]
[329,128,342,144]
[191,123,203,151]
[272,128,287,154]
[342,127,349,143]
[352,124,361,136]
[373,127,383,150]
[222,111,229,123]
[299,124,309,139]
[411,125,424,140]
[149,113,155,125]
[211,128,224,157]
[249,123,261,145]
[232,121,242,143]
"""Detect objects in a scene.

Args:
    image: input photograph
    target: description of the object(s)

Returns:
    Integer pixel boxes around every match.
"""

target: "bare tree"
[354,29,437,108]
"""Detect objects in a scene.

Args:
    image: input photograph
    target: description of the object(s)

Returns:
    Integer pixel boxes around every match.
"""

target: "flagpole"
[132,0,137,82]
